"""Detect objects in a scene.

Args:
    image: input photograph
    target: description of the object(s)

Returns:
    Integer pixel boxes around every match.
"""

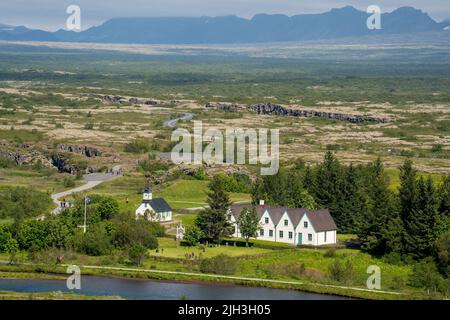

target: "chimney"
[259,200,265,206]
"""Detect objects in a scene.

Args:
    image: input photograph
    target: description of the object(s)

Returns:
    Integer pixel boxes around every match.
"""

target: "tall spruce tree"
[438,175,450,216]
[207,175,231,211]
[404,177,439,258]
[336,164,367,234]
[399,159,417,222]
[314,151,343,229]
[302,165,317,196]
[358,158,400,254]
[195,175,233,243]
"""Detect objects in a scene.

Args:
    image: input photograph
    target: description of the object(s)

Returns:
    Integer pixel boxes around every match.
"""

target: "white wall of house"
[295,214,317,245]
[257,210,277,242]
[230,209,337,246]
[136,203,172,222]
[275,211,296,244]
[316,230,337,245]
[229,213,241,238]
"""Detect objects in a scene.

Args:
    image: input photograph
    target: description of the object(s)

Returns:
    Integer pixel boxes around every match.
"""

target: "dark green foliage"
[439,175,450,215]
[213,173,252,193]
[17,218,74,251]
[128,244,147,266]
[0,225,13,253]
[74,223,112,256]
[66,194,119,225]
[206,175,232,211]
[403,177,439,259]
[398,159,417,223]
[409,257,447,294]
[314,151,342,216]
[0,157,16,168]
[199,254,237,275]
[195,175,233,243]
[196,208,233,244]
[96,197,120,220]
[137,158,170,174]
[335,164,367,233]
[435,231,450,277]
[112,213,161,249]
[238,207,260,244]
[183,225,204,246]
[327,259,355,285]
[358,158,401,255]
[124,138,152,154]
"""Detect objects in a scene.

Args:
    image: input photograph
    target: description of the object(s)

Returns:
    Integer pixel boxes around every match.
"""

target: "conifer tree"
[336,164,367,233]
[404,177,439,258]
[314,151,342,221]
[196,175,233,243]
[399,159,417,222]
[358,158,400,254]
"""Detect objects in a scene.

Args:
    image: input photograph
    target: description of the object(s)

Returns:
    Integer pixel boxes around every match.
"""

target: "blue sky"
[1,0,449,31]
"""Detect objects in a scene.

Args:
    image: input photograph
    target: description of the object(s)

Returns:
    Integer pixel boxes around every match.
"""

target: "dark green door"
[298,233,302,245]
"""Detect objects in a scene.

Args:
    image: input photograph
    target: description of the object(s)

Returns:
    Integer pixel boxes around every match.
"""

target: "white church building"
[228,202,337,246]
[136,178,173,222]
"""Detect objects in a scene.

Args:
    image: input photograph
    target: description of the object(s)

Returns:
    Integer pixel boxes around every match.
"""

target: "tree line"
[0,194,165,266]
[252,152,449,268]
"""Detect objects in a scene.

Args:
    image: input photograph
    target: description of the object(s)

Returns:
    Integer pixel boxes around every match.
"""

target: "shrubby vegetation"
[0,193,164,262]
[199,254,237,275]
[0,187,52,219]
[124,138,152,154]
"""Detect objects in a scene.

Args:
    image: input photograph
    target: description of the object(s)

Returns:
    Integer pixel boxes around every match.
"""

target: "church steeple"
[143,174,152,201]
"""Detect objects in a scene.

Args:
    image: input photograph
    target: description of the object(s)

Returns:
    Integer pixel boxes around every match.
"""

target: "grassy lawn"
[172,213,197,227]
[0,168,84,194]
[159,180,251,209]
[337,234,357,242]
[385,167,444,191]
[92,176,251,211]
[151,237,272,259]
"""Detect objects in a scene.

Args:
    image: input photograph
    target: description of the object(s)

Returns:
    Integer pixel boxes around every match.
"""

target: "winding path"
[163,112,194,128]
[50,173,121,215]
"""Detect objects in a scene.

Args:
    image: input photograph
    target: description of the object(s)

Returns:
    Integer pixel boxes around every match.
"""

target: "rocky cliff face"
[89,94,159,106]
[206,102,388,124]
[0,143,98,174]
[57,144,102,157]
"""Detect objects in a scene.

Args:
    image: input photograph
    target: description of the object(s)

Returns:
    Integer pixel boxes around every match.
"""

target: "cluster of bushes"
[0,194,165,266]
[124,139,152,154]
[0,186,52,219]
[199,254,237,275]
[213,172,252,193]
[0,157,16,168]
[137,158,171,175]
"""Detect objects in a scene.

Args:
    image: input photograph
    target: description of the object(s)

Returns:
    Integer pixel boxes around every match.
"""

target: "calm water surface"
[0,276,350,300]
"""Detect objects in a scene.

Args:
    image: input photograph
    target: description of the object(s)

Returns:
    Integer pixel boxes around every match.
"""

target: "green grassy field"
[91,176,251,211]
[0,167,84,194]
[152,237,272,259]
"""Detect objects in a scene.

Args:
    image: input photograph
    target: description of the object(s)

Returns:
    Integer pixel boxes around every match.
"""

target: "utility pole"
[83,196,87,234]
[78,196,90,234]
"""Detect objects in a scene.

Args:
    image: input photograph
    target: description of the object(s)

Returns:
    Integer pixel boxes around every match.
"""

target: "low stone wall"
[206,102,388,124]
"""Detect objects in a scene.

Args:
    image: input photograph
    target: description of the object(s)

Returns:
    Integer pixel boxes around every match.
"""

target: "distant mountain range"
[1,6,449,44]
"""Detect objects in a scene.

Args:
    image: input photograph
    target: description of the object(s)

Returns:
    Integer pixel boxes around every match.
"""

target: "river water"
[0,276,349,300]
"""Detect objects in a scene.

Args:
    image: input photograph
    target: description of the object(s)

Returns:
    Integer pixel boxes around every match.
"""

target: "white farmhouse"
[136,178,172,222]
[228,202,337,246]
